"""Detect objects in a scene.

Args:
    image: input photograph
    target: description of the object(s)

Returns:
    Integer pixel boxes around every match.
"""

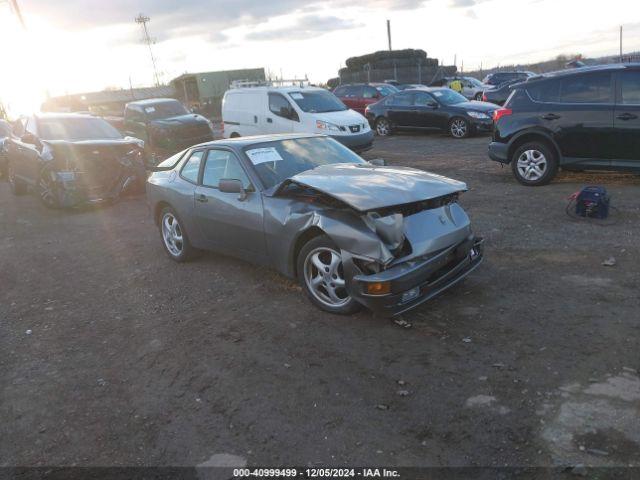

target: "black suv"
[488,64,640,186]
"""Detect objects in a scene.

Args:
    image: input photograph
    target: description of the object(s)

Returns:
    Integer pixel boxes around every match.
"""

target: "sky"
[0,0,638,116]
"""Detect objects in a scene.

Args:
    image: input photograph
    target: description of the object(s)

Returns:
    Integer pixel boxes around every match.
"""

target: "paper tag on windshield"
[433,91,443,97]
[144,106,156,113]
[290,93,304,100]
[246,147,283,165]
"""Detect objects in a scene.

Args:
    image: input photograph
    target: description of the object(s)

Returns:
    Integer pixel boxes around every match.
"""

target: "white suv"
[222,86,374,152]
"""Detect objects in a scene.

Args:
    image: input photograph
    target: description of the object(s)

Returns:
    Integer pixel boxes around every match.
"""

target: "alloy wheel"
[162,212,184,257]
[516,149,547,181]
[304,247,350,308]
[450,119,468,138]
[38,170,57,207]
[376,118,390,136]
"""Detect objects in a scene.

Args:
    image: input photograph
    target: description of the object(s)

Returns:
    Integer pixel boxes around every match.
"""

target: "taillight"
[493,108,512,123]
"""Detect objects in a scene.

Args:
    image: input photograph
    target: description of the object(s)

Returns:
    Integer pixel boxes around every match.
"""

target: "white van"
[222,86,374,152]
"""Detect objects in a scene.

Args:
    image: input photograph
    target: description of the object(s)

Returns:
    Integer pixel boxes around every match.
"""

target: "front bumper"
[331,130,374,153]
[350,235,484,317]
[488,141,509,163]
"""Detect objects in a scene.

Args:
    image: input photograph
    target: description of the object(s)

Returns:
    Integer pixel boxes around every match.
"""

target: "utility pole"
[619,25,623,62]
[387,20,392,51]
[135,13,160,87]
[8,0,26,28]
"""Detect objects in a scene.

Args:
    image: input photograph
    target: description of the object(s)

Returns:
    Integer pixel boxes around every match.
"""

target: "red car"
[333,83,399,115]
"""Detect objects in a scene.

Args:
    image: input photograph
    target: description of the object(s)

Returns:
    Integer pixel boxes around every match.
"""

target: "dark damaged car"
[146,134,483,317]
[123,98,215,163]
[7,113,146,208]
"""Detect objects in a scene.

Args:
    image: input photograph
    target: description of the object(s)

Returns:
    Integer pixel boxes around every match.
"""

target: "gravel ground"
[1,132,639,472]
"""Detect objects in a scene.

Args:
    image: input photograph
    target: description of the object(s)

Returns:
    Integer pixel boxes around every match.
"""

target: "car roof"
[127,97,180,106]
[34,112,97,120]
[190,133,327,150]
[513,63,640,88]
[227,86,326,94]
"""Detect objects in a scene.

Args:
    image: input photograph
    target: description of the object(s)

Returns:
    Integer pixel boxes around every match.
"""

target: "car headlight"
[467,111,490,119]
[316,120,342,132]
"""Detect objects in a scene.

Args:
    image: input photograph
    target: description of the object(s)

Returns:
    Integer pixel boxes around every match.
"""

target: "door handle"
[617,112,638,121]
[196,194,208,203]
[266,118,273,123]
[541,113,561,120]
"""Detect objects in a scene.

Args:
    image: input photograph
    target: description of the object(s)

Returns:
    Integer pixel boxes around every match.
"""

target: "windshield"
[243,137,367,189]
[38,117,123,141]
[466,77,484,87]
[143,101,189,120]
[289,90,347,113]
[431,89,468,105]
[375,85,399,96]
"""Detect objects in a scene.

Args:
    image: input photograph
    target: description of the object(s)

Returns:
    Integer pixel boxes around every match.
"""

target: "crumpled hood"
[150,114,208,128]
[284,163,467,212]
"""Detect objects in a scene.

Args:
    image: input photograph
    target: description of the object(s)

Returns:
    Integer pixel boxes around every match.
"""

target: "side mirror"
[21,132,37,144]
[219,178,248,201]
[427,101,439,109]
[369,158,386,166]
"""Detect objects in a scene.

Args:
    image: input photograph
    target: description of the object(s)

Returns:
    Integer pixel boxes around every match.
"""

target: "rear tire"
[8,162,27,195]
[230,132,241,138]
[297,235,361,315]
[475,93,483,101]
[159,206,199,262]
[510,141,558,186]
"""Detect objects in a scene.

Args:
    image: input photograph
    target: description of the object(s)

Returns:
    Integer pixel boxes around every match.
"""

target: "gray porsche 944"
[146,134,483,316]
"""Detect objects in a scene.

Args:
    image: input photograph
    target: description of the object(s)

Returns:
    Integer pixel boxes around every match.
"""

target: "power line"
[135,13,160,87]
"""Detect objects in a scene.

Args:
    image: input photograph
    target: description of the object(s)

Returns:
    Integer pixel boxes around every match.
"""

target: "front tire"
[449,117,470,138]
[8,163,27,195]
[375,117,391,136]
[38,166,61,209]
[511,141,558,186]
[475,93,483,101]
[297,235,361,315]
[159,206,199,262]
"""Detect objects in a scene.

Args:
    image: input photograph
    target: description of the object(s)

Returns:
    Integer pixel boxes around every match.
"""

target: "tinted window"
[363,86,379,99]
[390,93,413,106]
[243,137,367,189]
[126,107,145,122]
[269,94,296,119]
[413,92,435,106]
[559,73,612,103]
[180,150,204,183]
[38,117,123,141]
[527,80,561,102]
[619,71,640,104]
[142,101,188,120]
[333,86,347,97]
[202,149,250,188]
[375,85,398,96]
[289,90,347,113]
[345,86,362,97]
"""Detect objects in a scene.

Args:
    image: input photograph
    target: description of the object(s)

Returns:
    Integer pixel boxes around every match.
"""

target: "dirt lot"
[2,132,639,472]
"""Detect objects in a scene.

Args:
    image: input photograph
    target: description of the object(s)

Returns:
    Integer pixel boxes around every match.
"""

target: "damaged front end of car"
[268,163,484,316]
[41,140,147,208]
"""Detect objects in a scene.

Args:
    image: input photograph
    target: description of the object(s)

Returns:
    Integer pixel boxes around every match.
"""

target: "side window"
[345,86,362,98]
[363,86,378,99]
[414,92,435,106]
[527,80,560,102]
[390,93,413,106]
[334,86,347,97]
[25,117,38,135]
[180,150,204,184]
[559,73,612,104]
[202,149,250,188]
[269,94,297,120]
[619,71,640,105]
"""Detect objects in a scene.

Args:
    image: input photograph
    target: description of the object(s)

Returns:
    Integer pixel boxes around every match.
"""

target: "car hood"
[314,109,366,125]
[451,100,499,112]
[150,114,208,127]
[279,163,467,212]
